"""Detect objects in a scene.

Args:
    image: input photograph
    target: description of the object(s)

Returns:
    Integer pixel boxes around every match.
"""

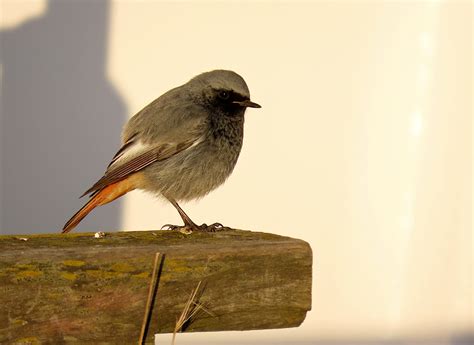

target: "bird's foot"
[161,222,230,234]
[161,224,193,235]
[196,222,230,232]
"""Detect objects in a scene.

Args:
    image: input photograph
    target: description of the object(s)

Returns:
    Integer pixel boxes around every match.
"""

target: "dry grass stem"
[171,281,213,345]
[139,252,161,345]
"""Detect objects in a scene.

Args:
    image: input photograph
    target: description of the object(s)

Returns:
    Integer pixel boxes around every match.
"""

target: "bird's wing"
[81,134,203,198]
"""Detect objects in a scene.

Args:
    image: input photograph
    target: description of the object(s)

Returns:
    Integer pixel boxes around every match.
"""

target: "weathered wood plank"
[0,230,312,344]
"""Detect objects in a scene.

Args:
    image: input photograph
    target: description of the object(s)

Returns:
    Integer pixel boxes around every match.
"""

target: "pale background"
[0,1,472,344]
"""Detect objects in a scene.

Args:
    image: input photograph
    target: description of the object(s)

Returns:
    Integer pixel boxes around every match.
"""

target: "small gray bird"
[62,70,260,233]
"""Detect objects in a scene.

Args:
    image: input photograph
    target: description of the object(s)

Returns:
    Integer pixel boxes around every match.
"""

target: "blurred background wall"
[1,1,471,344]
[0,0,125,234]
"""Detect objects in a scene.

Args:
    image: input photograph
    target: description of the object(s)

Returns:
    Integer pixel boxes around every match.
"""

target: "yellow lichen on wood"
[60,272,77,281]
[15,270,43,279]
[133,272,150,279]
[62,260,86,267]
[111,262,135,272]
[13,336,41,345]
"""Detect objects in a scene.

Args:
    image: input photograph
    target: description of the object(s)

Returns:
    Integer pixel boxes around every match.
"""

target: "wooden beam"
[0,230,312,344]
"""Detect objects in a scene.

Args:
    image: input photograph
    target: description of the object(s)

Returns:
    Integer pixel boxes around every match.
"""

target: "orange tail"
[62,175,140,233]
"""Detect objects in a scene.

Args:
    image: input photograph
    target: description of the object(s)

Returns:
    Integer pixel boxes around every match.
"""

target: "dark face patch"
[212,89,249,116]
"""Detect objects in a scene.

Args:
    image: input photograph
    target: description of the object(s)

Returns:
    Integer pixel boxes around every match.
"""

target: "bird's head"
[188,70,261,115]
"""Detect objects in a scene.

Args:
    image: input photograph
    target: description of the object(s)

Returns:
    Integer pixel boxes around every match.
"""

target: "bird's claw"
[161,224,193,235]
[161,222,229,233]
[161,224,178,231]
[197,222,229,232]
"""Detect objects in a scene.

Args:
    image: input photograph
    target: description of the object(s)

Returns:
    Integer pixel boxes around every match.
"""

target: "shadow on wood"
[0,230,312,344]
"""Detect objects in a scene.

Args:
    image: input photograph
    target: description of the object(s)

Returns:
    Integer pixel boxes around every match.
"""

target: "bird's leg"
[161,198,198,234]
[161,198,229,233]
[169,198,199,232]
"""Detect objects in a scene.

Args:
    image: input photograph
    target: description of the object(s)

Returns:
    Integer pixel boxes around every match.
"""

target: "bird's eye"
[219,90,230,100]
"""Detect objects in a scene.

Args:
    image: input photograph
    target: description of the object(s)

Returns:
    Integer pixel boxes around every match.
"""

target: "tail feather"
[62,193,104,233]
[62,174,140,233]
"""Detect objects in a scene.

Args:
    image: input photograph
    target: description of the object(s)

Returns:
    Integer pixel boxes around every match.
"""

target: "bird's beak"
[233,100,261,108]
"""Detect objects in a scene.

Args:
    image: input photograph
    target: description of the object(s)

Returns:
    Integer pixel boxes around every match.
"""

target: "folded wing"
[81,135,202,198]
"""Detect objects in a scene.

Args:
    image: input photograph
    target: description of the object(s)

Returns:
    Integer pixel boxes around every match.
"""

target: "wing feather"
[107,133,139,169]
[81,138,199,198]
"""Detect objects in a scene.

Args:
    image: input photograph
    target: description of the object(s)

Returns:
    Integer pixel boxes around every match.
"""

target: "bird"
[62,70,261,233]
